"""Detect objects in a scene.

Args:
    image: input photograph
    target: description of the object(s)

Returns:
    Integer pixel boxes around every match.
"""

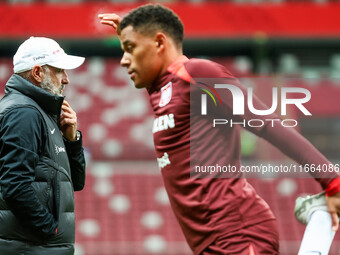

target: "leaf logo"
[197,81,222,107]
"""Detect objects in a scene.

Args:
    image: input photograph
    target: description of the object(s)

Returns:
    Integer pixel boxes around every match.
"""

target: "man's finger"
[61,113,75,120]
[100,20,117,28]
[98,13,121,21]
[98,13,121,34]
[62,101,75,114]
[330,211,339,231]
[61,105,75,114]
[63,100,70,106]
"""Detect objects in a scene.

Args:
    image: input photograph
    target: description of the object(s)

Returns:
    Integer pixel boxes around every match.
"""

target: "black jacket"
[0,74,86,255]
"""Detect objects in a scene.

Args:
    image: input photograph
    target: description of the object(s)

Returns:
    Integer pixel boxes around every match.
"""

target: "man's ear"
[30,65,45,84]
[155,32,167,53]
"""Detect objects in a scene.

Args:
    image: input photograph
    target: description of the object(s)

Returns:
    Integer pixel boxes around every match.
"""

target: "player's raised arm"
[98,13,121,36]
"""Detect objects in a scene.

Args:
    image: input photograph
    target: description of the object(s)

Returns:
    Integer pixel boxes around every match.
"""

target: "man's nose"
[120,52,130,67]
[62,70,70,84]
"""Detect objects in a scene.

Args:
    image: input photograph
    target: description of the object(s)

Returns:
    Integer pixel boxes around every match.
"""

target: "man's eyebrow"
[122,40,132,46]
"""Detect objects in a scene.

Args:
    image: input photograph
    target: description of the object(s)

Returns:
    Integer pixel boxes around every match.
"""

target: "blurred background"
[1,0,340,254]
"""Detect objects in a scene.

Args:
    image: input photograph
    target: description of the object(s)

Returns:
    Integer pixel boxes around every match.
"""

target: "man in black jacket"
[0,36,86,255]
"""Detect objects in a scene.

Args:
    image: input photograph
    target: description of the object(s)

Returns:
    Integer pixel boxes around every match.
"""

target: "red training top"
[148,55,339,254]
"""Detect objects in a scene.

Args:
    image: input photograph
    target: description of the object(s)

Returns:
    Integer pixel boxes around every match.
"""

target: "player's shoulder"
[184,58,234,78]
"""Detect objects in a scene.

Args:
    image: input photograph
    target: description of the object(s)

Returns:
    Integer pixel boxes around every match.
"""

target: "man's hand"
[60,100,77,141]
[326,191,340,231]
[98,13,121,35]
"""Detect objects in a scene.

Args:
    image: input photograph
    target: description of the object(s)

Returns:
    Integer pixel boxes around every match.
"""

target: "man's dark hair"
[120,4,184,47]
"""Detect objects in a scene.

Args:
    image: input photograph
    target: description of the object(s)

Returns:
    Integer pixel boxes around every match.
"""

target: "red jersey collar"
[167,55,189,74]
[149,55,189,93]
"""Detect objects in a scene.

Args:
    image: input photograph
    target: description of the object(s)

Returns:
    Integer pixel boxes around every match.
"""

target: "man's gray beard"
[40,73,64,96]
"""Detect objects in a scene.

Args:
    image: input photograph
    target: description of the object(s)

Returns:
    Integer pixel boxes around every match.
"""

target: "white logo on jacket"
[55,145,66,155]
[159,82,172,107]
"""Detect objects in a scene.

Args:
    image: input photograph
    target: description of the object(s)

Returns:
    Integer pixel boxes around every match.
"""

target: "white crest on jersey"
[157,152,171,170]
[159,82,172,107]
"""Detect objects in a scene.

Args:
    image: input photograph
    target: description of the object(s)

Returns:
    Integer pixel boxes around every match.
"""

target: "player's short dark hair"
[120,4,184,47]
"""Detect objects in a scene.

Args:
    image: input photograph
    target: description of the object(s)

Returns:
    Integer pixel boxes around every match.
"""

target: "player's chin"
[133,81,149,89]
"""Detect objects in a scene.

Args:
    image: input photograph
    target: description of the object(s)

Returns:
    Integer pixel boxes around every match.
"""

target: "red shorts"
[201,219,279,255]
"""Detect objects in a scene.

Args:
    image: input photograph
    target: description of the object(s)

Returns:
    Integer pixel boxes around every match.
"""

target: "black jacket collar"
[5,74,64,123]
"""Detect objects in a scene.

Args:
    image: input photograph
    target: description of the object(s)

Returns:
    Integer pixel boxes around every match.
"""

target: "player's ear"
[155,32,166,53]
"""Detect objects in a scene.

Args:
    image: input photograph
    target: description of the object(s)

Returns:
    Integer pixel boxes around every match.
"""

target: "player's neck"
[160,47,183,75]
